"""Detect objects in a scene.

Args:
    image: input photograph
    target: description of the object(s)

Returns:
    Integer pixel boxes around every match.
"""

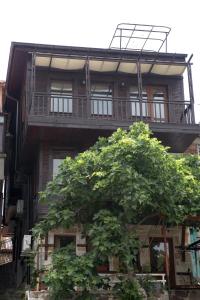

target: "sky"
[0,0,200,117]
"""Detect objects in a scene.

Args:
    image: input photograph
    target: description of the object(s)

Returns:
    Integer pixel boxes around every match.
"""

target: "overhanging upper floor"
[4,41,199,158]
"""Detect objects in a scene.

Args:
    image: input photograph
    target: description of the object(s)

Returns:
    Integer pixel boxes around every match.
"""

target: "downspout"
[5,92,19,171]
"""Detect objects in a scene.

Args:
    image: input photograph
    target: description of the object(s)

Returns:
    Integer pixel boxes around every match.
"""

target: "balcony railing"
[0,237,13,265]
[29,92,194,125]
[100,272,166,286]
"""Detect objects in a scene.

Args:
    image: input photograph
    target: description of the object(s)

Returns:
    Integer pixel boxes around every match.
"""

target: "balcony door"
[150,86,168,122]
[91,83,112,116]
[150,238,175,287]
[130,86,148,118]
[130,86,168,122]
[50,81,73,113]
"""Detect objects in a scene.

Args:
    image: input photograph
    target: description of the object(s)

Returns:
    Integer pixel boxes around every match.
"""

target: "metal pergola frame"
[109,23,171,53]
[187,239,200,252]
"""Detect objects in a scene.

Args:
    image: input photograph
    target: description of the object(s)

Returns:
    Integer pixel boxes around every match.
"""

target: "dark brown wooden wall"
[22,69,186,204]
[35,69,184,102]
[38,142,78,191]
[33,69,185,123]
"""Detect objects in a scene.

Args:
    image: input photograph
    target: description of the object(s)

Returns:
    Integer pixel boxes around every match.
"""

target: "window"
[50,81,72,113]
[54,235,76,249]
[53,158,63,178]
[52,150,77,179]
[91,83,112,115]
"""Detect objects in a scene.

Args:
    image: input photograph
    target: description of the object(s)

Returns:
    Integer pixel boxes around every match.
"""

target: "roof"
[6,41,188,98]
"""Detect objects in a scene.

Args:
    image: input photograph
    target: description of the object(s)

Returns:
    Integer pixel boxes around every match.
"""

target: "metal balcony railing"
[0,237,13,265]
[29,92,194,125]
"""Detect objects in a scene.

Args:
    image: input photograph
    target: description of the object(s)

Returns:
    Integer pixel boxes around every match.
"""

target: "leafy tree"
[33,122,200,299]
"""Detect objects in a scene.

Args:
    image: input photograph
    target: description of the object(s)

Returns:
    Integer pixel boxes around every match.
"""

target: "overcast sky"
[0,0,199,116]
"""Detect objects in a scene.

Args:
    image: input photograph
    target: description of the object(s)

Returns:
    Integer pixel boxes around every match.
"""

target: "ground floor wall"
[24,290,200,300]
[34,224,200,290]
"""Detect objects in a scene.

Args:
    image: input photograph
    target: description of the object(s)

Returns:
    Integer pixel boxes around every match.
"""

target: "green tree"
[33,122,200,299]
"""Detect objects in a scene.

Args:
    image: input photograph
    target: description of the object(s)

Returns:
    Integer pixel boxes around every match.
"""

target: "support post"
[187,59,195,124]
[44,234,48,261]
[28,53,36,114]
[85,59,90,117]
[163,225,170,287]
[137,60,143,120]
[181,225,186,262]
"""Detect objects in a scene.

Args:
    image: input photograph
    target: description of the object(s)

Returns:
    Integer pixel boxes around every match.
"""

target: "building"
[0,81,6,214]
[0,81,16,297]
[2,24,200,297]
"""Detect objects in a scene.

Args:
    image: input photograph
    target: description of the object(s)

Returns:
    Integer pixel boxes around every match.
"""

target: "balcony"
[22,92,199,153]
[29,92,194,127]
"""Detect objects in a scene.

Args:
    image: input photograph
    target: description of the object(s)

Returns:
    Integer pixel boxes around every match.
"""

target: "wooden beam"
[44,235,48,261]
[181,225,186,262]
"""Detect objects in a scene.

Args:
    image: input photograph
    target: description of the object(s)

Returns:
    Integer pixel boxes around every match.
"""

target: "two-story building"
[0,81,6,220]
[3,24,200,296]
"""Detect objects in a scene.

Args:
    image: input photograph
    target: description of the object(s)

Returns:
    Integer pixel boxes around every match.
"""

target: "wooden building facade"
[3,29,200,295]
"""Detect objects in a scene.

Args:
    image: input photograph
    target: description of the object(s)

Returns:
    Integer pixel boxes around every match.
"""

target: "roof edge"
[10,41,188,59]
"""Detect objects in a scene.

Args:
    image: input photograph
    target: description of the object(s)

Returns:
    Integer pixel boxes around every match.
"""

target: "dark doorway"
[150,237,175,288]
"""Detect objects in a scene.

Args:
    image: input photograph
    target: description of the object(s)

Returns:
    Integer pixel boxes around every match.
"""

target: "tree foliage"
[33,122,200,299]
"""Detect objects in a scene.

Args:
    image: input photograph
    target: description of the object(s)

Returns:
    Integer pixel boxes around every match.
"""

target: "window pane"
[91,83,112,115]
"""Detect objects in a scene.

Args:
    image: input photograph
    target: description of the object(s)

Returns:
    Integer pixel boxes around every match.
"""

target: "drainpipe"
[5,92,19,171]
